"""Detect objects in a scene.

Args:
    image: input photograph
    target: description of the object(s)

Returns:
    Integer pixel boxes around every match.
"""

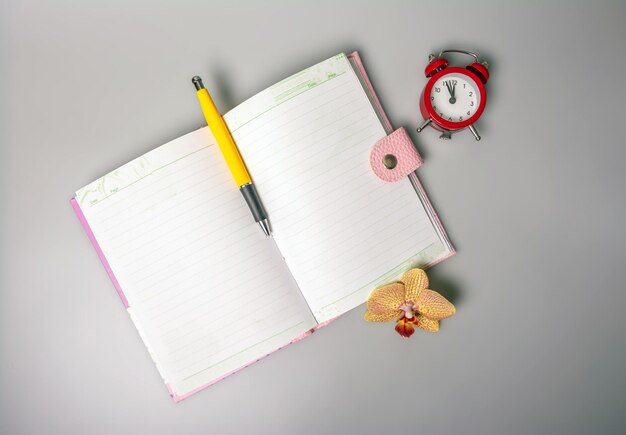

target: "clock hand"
[448,81,456,104]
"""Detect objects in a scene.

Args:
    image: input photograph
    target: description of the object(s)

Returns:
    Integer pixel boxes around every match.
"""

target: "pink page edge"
[411,175,457,259]
[70,197,130,308]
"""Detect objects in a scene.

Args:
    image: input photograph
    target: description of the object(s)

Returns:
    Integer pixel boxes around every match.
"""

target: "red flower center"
[395,314,419,338]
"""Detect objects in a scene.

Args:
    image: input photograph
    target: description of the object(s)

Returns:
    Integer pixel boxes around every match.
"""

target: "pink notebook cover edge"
[70,197,130,308]
[72,51,454,403]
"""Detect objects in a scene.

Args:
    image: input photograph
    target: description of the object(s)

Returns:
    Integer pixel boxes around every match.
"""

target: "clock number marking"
[470,101,474,106]
[467,111,470,116]
[435,87,441,93]
[469,91,473,97]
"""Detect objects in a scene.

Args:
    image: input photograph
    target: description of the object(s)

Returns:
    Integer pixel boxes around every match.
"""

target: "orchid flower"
[364,268,455,338]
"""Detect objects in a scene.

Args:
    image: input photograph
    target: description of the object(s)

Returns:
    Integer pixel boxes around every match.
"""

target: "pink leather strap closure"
[370,128,422,182]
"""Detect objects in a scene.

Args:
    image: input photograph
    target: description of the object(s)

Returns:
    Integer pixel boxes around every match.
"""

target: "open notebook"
[71,52,454,401]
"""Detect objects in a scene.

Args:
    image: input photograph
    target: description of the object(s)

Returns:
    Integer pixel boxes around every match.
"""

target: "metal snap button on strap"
[383,154,397,169]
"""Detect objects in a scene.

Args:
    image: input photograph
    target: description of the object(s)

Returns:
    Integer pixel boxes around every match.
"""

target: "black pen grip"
[239,183,268,223]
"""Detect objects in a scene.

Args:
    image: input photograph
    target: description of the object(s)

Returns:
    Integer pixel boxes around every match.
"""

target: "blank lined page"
[75,128,316,397]
[224,53,451,323]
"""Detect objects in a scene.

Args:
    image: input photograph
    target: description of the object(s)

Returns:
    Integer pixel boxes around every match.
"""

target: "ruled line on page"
[114,202,248,265]
[234,83,357,144]
[166,295,301,357]
[262,130,380,215]
[151,266,285,330]
[100,160,229,241]
[134,237,272,305]
[144,256,282,320]
[251,114,376,191]
[315,241,440,310]
[155,268,286,335]
[173,307,304,369]
[124,215,266,288]
[310,230,434,300]
[95,150,217,225]
[121,199,250,280]
[228,70,350,134]
[179,320,307,382]
[174,312,305,376]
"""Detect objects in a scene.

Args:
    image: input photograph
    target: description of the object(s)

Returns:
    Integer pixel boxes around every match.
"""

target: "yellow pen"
[192,76,271,236]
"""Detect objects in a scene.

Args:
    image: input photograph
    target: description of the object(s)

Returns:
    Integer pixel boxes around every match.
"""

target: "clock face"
[429,73,481,123]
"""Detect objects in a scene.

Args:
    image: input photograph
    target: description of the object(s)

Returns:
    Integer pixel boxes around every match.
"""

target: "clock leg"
[439,130,452,140]
[416,118,432,133]
[468,124,481,141]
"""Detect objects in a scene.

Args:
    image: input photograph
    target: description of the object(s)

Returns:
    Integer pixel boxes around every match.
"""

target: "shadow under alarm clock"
[416,49,489,140]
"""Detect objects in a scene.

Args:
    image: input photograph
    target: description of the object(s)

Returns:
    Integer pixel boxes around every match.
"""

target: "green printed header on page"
[76,156,154,207]
[269,53,350,103]
[75,129,213,208]
[223,53,350,133]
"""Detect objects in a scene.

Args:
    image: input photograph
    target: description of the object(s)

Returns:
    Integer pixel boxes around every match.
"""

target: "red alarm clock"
[416,50,489,140]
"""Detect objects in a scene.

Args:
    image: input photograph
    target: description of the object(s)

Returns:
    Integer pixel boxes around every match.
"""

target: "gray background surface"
[2,1,626,434]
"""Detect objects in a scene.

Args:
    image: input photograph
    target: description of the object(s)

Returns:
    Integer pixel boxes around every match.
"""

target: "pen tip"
[191,76,204,91]
[259,219,271,237]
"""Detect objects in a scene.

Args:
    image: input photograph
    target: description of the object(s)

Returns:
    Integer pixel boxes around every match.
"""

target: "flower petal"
[415,315,439,332]
[395,319,415,338]
[400,269,429,303]
[364,283,405,322]
[416,289,456,320]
